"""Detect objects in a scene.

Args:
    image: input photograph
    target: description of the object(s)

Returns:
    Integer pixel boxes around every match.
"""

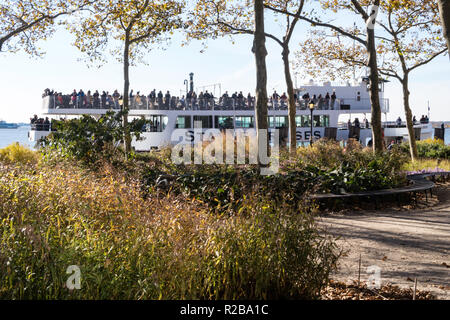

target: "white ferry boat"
[29,77,433,151]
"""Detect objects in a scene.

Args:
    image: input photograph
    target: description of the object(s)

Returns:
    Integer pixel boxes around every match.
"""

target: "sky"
[0,6,449,123]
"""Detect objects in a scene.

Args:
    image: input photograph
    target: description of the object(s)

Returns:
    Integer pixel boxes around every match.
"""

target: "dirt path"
[318,184,450,299]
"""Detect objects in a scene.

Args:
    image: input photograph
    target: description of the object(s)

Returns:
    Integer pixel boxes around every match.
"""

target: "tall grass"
[0,159,339,299]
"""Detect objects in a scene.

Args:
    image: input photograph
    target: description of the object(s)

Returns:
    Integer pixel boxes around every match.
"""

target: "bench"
[310,171,449,207]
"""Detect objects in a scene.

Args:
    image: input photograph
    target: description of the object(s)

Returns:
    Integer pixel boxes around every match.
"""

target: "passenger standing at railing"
[113,90,120,109]
[272,91,280,110]
[93,90,100,108]
[325,92,330,110]
[204,91,210,109]
[101,91,107,108]
[148,90,155,109]
[30,115,38,124]
[44,117,50,131]
[180,95,186,110]
[157,91,163,108]
[186,91,192,109]
[77,89,85,108]
[56,93,63,108]
[247,93,253,108]
[192,91,197,110]
[317,94,323,109]
[71,90,77,107]
[107,94,114,108]
[312,94,318,106]
[198,92,204,109]
[231,92,237,109]
[135,92,142,108]
[238,92,244,109]
[331,91,336,110]
[86,91,92,108]
[209,92,215,109]
[280,92,287,108]
[165,91,171,109]
[396,116,402,127]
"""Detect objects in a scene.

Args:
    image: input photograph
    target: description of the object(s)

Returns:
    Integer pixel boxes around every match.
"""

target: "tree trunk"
[402,75,418,161]
[123,37,132,155]
[253,0,269,156]
[282,45,297,155]
[366,25,384,153]
[438,0,450,54]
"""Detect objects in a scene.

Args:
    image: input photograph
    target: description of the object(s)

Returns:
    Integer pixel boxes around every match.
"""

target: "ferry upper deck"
[39,80,390,116]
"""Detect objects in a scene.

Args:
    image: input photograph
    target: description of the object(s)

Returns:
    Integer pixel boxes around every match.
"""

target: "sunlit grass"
[402,158,450,172]
[0,158,339,299]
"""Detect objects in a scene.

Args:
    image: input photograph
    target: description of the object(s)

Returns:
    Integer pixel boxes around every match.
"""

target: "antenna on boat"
[184,79,189,96]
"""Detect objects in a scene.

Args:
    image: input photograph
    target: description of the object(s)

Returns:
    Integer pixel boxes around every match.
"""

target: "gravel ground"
[318,183,450,300]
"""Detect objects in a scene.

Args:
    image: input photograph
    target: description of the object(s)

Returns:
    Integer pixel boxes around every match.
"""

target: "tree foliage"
[437,0,450,54]
[295,0,447,82]
[189,0,307,154]
[294,0,447,160]
[67,0,184,154]
[67,0,184,67]
[265,0,385,153]
[0,0,91,56]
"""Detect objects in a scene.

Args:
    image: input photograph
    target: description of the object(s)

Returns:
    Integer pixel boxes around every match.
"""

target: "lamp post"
[309,101,315,146]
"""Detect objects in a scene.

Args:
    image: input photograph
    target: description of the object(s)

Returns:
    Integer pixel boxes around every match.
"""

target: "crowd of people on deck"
[298,91,338,110]
[30,115,51,131]
[347,117,370,129]
[42,88,340,111]
[393,115,430,127]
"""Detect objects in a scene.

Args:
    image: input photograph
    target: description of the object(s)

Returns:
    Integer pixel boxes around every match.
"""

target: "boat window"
[146,115,168,132]
[296,115,329,127]
[193,115,213,128]
[296,116,310,127]
[269,116,287,128]
[176,116,191,129]
[320,115,330,127]
[235,116,254,128]
[215,116,234,129]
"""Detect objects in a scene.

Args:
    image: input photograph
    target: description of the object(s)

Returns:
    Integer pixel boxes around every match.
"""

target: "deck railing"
[42,94,389,112]
[42,95,345,111]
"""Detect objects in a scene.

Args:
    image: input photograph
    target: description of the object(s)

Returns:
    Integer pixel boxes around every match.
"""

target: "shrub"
[40,112,148,164]
[0,143,40,165]
[400,139,450,159]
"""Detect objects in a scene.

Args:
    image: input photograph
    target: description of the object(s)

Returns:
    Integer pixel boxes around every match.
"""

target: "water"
[0,126,34,149]
[0,126,448,151]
